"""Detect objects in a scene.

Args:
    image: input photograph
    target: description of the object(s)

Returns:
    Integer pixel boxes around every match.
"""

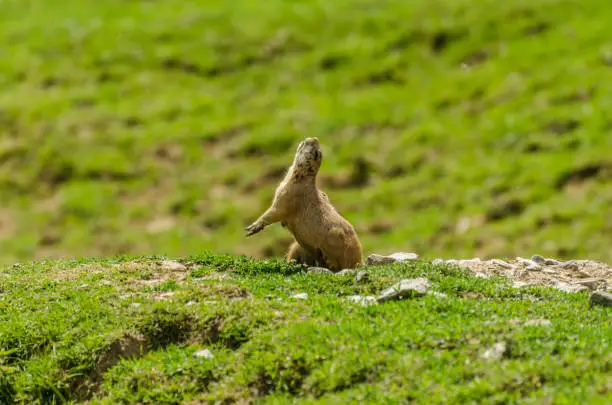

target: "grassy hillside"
[1,0,612,264]
[0,255,610,404]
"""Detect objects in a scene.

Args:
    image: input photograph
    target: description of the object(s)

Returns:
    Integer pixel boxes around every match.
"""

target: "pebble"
[291,293,309,300]
[194,349,214,359]
[308,267,333,274]
[482,342,507,361]
[377,278,429,303]
[432,258,445,266]
[531,255,561,266]
[355,270,369,283]
[590,291,612,308]
[365,252,419,266]
[346,295,377,307]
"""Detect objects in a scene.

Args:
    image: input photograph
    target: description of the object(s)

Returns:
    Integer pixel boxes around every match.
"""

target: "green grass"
[2,0,612,265]
[0,255,610,404]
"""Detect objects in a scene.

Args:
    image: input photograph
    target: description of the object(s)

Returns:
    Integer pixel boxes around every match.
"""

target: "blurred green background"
[1,0,611,265]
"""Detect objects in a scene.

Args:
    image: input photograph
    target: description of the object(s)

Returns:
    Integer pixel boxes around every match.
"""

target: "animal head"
[293,137,323,178]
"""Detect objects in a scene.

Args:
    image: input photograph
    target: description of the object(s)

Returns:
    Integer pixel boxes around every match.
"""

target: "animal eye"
[313,151,320,161]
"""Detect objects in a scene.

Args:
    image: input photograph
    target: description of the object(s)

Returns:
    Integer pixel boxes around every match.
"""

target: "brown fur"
[245,137,363,270]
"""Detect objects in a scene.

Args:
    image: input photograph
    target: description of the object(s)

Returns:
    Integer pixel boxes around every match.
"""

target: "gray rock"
[335,269,357,276]
[366,252,418,266]
[346,295,377,306]
[377,278,429,302]
[590,291,612,307]
[291,293,309,300]
[531,255,561,266]
[554,282,589,293]
[308,267,333,274]
[482,342,507,361]
[432,258,445,266]
[355,270,369,283]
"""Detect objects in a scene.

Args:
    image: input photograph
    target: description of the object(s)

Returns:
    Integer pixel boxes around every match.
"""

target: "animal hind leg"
[286,241,326,267]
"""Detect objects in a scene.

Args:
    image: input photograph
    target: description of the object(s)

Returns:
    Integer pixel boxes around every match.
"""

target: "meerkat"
[245,137,363,270]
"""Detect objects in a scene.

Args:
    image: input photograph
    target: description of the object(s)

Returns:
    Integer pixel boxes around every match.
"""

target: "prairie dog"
[245,137,363,270]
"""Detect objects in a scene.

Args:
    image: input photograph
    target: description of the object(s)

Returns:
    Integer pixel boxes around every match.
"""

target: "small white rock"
[194,349,214,359]
[291,293,309,300]
[482,342,507,361]
[432,258,445,266]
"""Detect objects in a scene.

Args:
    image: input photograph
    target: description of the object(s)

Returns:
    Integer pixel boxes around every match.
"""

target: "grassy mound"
[0,255,610,403]
[1,0,612,264]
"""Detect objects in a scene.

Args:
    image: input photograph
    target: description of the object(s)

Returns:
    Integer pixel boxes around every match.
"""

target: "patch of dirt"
[556,162,610,190]
[73,332,148,399]
[439,256,611,291]
[124,259,192,288]
[197,284,252,300]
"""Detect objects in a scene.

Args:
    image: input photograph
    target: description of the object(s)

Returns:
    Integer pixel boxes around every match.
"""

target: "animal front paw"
[245,221,265,236]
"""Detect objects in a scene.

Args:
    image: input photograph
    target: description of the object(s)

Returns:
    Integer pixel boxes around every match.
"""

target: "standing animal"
[245,137,363,270]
